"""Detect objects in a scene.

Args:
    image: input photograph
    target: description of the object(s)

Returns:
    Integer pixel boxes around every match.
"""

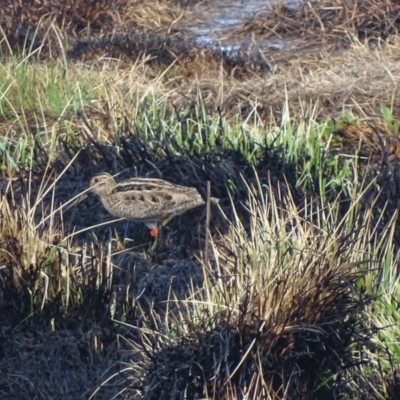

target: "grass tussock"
[101,176,398,399]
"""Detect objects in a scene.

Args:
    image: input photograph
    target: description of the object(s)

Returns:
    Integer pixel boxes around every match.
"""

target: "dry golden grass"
[231,0,400,43]
[169,39,400,121]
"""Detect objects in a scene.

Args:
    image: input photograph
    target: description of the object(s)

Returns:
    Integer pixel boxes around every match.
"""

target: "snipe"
[90,172,217,243]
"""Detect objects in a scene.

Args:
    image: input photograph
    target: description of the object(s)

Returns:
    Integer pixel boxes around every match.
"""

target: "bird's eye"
[94,178,99,183]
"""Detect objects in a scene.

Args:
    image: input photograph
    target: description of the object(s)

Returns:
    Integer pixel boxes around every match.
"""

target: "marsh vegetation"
[1,0,400,398]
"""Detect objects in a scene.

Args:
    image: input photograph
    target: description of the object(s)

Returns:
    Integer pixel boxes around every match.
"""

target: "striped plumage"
[90,172,217,236]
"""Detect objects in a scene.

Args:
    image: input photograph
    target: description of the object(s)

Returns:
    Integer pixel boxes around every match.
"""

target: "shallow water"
[185,0,300,50]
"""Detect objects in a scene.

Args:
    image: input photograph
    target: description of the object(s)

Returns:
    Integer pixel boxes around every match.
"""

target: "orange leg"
[150,226,160,251]
[150,228,159,237]
[149,214,174,250]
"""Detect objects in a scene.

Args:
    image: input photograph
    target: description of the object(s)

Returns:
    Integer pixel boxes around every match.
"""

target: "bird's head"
[90,173,116,196]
